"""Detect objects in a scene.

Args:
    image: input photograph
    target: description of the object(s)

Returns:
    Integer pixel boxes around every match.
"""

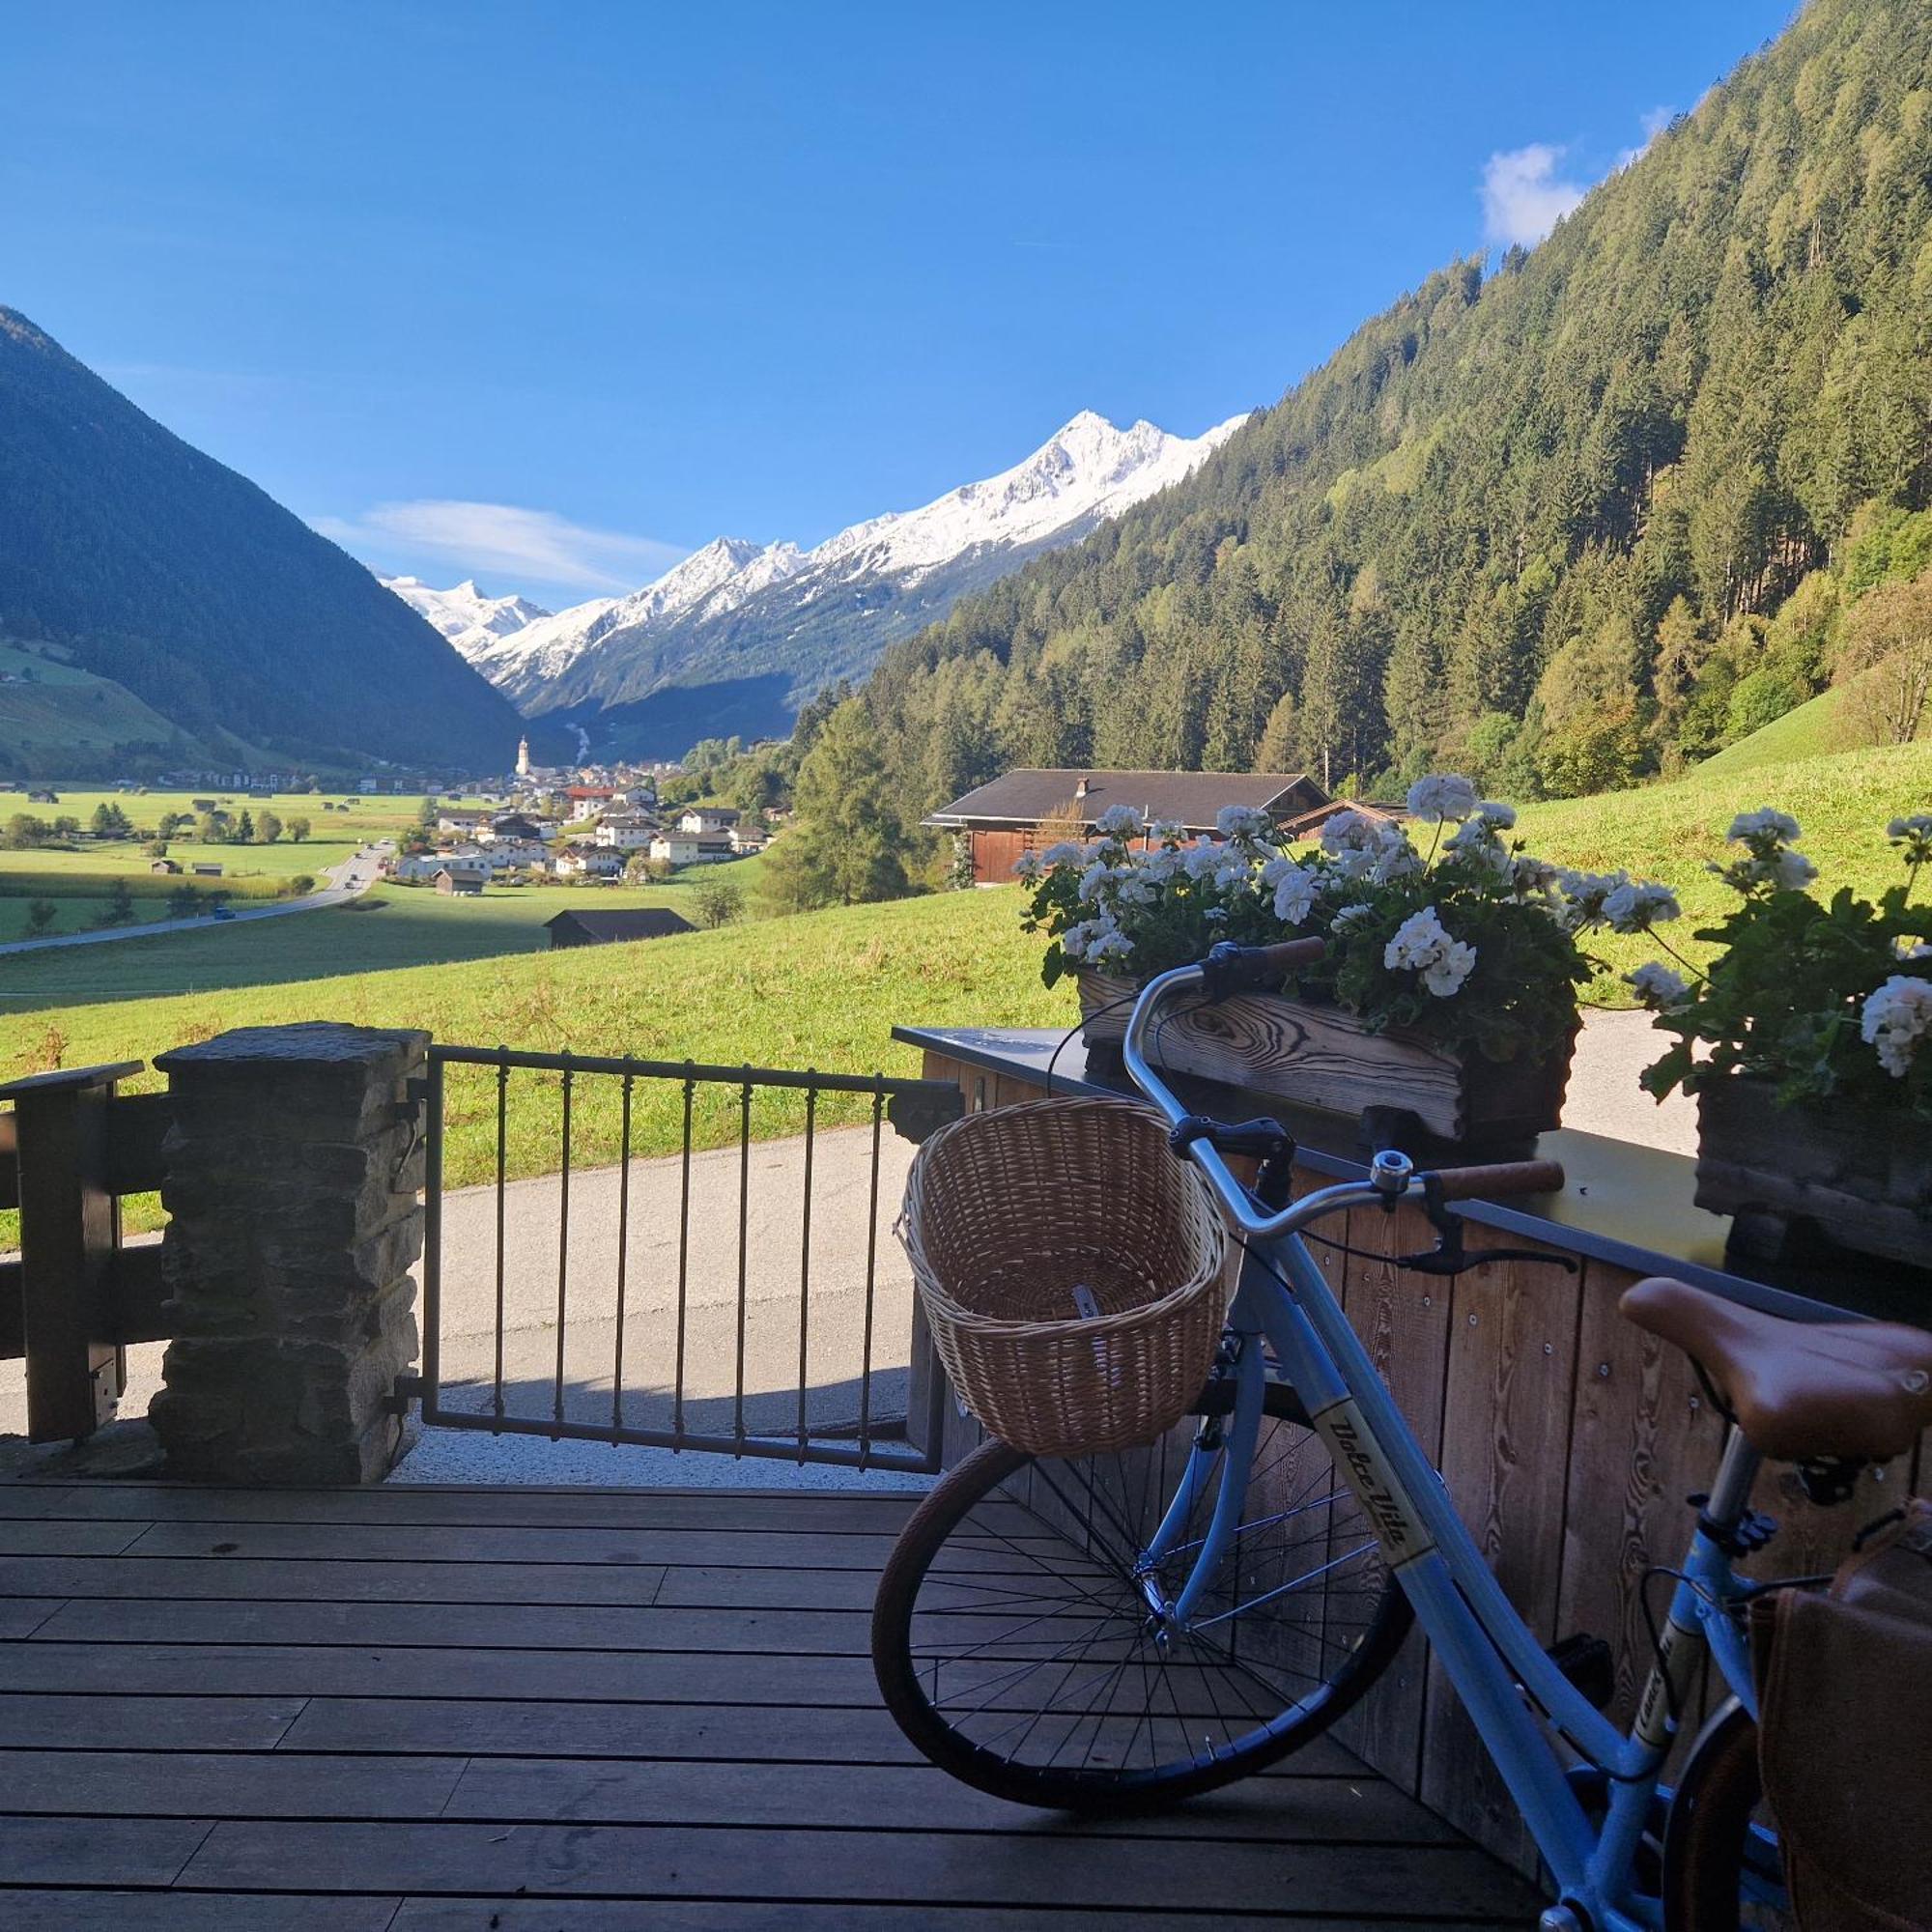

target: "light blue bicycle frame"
[1124,962,1766,1932]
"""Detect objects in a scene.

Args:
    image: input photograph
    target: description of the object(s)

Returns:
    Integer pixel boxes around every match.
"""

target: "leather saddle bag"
[1752,1499,1932,1931]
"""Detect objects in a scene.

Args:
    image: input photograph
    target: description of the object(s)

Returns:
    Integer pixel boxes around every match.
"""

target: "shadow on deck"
[0,1480,1543,1928]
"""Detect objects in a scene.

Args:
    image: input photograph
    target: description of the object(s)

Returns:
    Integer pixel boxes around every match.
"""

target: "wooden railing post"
[0,1062,143,1443]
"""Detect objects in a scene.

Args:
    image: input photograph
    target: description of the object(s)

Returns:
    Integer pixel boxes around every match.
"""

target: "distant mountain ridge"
[384,577,553,661]
[0,308,526,774]
[410,409,1244,755]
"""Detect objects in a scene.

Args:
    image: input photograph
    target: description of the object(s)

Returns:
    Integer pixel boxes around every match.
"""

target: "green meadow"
[1,742,1925,1238]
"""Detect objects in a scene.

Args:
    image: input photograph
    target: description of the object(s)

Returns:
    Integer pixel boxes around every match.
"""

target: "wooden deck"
[0,1480,1542,1928]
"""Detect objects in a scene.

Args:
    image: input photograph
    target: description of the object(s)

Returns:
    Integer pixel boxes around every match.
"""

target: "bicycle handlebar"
[1122,951,1565,1240]
[1202,935,1327,996]
[1426,1159,1566,1202]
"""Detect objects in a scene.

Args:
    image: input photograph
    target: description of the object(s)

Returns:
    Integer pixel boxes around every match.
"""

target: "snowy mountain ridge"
[386,407,1247,752]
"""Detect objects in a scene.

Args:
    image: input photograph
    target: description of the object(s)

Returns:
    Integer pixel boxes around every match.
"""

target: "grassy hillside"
[1515,741,1931,1000]
[0,641,196,771]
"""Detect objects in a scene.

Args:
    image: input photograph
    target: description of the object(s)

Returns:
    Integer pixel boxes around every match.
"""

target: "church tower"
[516,735,530,780]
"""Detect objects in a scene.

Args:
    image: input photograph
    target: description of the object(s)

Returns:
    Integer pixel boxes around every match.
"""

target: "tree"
[761,699,913,910]
[24,898,56,937]
[286,872,316,896]
[164,884,203,918]
[256,810,282,843]
[235,810,255,842]
[286,815,311,842]
[1834,568,1932,745]
[689,875,745,928]
[198,811,226,843]
[92,878,135,928]
[144,838,169,858]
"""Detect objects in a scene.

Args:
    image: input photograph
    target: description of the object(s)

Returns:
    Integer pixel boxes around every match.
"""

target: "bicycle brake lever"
[1395,1244,1580,1278]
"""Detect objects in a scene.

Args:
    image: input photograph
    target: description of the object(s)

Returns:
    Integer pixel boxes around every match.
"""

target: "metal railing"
[411,1044,961,1473]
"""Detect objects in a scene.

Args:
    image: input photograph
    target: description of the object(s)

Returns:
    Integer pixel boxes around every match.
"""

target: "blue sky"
[4,1,1795,610]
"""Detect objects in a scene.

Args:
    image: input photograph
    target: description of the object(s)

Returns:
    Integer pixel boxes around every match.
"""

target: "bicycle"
[872,938,1932,1930]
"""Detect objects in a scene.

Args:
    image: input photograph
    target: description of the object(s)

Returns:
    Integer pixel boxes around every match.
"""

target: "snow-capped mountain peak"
[384,575,552,657]
[409,405,1250,743]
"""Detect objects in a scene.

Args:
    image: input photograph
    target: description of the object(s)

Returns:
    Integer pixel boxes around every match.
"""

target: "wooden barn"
[544,907,696,950]
[923,768,1329,885]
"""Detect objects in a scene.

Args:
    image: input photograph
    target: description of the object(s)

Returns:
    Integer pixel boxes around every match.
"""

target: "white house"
[727,824,766,855]
[554,847,624,881]
[595,814,658,851]
[649,830,734,867]
[677,807,739,835]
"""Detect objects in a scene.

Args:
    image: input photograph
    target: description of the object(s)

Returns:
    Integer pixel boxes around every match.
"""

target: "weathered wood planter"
[1695,1074,1932,1269]
[1077,969,1576,1145]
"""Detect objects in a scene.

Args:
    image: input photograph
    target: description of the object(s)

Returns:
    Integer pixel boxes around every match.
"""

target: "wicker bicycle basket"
[899,1095,1231,1458]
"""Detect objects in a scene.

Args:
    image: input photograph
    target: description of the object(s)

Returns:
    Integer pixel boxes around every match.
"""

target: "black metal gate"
[407,1044,961,1474]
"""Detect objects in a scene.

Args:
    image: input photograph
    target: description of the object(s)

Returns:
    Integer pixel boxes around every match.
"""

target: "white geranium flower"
[1086,927,1136,966]
[1214,803,1273,843]
[1077,861,1115,902]
[1861,975,1932,1078]
[1320,810,1379,854]
[1513,854,1559,896]
[1093,803,1144,838]
[1625,962,1691,1011]
[1444,816,1513,877]
[1012,850,1041,880]
[1368,829,1423,882]
[1114,872,1155,906]
[1602,880,1682,934]
[1406,774,1480,824]
[1889,815,1932,867]
[1727,809,1802,846]
[1330,901,1373,929]
[1475,800,1517,830]
[1421,939,1477,998]
[1038,841,1084,869]
[1270,863,1321,926]
[1148,818,1187,846]
[1059,920,1098,962]
[1180,842,1223,880]
[1383,906,1449,971]
[1557,868,1628,930]
[1212,854,1252,891]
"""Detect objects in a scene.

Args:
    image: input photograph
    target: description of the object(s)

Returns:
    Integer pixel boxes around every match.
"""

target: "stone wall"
[149,1022,427,1484]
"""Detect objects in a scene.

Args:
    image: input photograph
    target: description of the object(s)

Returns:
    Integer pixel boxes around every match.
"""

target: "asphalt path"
[0,841,388,958]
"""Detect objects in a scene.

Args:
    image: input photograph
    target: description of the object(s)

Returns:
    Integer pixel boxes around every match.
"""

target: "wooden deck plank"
[119,1518,916,1569]
[439,1754,1462,1842]
[0,1519,150,1555]
[2,1556,673,1608]
[0,1813,213,1886]
[0,1482,923,1532]
[279,1696,1363,1776]
[0,1748,468,1818]
[0,1598,66,1637]
[0,1641,882,1706]
[0,1693,307,1750]
[177,1819,1538,1917]
[5,1892,401,1930]
[387,1905,1505,1932]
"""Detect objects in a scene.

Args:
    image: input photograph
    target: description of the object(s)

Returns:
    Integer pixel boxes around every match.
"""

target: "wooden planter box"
[1695,1075,1932,1270]
[1076,970,1575,1145]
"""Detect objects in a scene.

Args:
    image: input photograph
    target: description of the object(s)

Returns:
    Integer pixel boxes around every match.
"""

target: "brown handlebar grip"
[1426,1159,1566,1202]
[1212,938,1327,993]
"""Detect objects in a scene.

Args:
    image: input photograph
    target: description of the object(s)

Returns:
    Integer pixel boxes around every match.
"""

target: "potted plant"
[1017,778,1657,1145]
[1633,811,1932,1268]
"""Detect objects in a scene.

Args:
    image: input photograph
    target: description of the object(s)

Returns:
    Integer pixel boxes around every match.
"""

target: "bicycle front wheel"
[871,1378,1411,1811]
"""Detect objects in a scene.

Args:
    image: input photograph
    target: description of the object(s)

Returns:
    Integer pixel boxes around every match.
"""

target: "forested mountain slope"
[0,309,526,772]
[864,0,1932,812]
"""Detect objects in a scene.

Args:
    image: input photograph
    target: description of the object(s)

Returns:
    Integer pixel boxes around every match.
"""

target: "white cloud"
[313,499,685,593]
[1480,144,1587,249]
[1615,105,1676,173]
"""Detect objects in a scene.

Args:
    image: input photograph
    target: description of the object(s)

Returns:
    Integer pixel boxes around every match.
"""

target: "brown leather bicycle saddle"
[1620,1276,1932,1462]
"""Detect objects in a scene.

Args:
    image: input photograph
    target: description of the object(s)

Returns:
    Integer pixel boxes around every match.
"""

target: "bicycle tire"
[1662,1699,1794,1930]
[872,1377,1412,1812]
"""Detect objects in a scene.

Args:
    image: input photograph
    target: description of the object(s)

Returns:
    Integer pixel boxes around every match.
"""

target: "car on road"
[211,906,236,921]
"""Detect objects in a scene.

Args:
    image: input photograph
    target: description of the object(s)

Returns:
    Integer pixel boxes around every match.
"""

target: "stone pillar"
[149,1022,428,1485]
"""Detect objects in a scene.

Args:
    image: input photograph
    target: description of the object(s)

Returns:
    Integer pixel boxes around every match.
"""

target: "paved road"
[0,841,389,958]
